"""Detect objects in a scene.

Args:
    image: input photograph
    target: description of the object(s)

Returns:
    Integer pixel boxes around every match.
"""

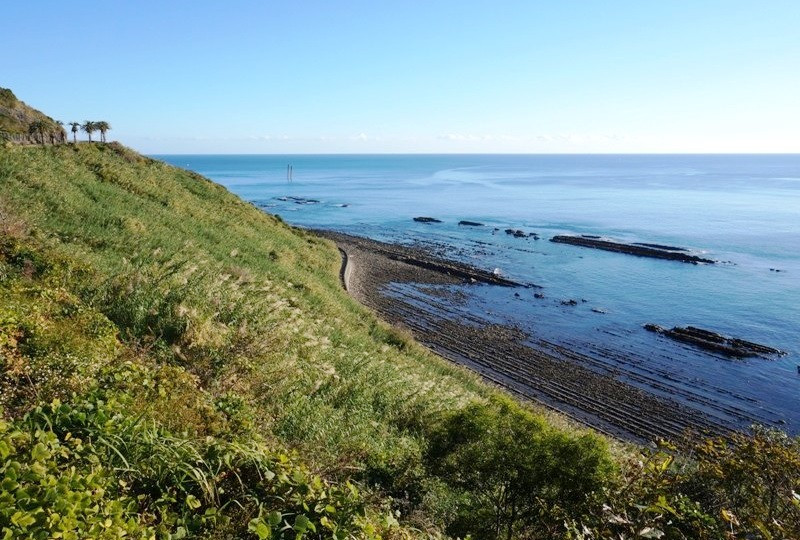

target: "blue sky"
[4,1,799,153]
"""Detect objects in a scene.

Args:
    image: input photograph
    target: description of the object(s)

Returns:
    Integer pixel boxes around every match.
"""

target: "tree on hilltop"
[82,121,97,142]
[96,121,111,143]
[69,122,80,143]
[28,120,47,145]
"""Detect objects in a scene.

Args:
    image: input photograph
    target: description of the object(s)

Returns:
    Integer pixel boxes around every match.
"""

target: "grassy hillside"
[1,140,798,539]
[0,142,496,463]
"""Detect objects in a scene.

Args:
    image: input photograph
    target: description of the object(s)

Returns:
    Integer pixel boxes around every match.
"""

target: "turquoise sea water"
[156,154,800,434]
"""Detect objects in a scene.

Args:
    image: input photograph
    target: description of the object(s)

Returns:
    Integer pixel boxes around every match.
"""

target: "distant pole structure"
[287,163,293,182]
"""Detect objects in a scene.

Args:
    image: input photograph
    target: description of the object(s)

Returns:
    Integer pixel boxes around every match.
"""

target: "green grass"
[0,143,491,460]
[2,142,797,539]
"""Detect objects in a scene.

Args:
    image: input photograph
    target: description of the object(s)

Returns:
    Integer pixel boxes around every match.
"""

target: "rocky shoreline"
[315,230,525,288]
[318,230,757,444]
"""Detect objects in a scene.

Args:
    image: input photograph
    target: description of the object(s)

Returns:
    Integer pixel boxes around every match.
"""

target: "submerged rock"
[458,220,484,227]
[275,196,320,205]
[414,217,442,223]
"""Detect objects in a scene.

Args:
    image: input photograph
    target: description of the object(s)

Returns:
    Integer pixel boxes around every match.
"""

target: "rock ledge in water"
[505,228,539,239]
[551,235,715,264]
[644,324,785,358]
[414,217,442,223]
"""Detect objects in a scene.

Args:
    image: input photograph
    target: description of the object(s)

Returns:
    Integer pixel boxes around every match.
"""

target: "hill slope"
[0,142,620,537]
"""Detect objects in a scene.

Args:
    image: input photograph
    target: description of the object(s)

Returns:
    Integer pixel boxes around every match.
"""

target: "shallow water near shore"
[156,154,800,435]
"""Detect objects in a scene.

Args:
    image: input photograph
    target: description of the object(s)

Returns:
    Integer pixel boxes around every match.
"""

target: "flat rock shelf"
[644,325,785,358]
[551,235,715,264]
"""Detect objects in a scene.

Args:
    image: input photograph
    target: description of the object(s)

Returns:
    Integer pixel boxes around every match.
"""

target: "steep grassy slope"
[1,140,798,539]
[0,228,399,539]
[0,142,494,466]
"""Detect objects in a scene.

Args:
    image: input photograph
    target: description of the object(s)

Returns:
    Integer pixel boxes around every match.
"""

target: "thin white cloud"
[438,133,627,144]
[439,134,517,142]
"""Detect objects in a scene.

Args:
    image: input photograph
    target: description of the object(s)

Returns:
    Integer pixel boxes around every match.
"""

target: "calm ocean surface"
[156,154,800,434]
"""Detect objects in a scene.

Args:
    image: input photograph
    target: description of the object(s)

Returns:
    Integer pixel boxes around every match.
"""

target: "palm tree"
[82,121,96,142]
[95,121,111,143]
[69,122,80,143]
[28,120,47,145]
[54,121,66,144]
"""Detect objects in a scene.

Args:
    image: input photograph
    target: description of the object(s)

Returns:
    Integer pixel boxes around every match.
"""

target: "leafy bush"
[689,428,800,539]
[0,236,118,416]
[427,397,614,539]
[1,394,392,539]
[578,442,719,540]
[0,403,156,539]
[578,430,800,540]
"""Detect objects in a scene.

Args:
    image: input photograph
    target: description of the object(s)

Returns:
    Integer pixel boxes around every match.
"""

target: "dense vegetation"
[1,99,798,538]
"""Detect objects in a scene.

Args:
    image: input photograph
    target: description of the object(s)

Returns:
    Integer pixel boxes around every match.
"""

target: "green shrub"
[579,429,800,540]
[427,397,615,539]
[689,427,800,539]
[0,237,118,416]
[2,394,389,539]
[0,404,156,539]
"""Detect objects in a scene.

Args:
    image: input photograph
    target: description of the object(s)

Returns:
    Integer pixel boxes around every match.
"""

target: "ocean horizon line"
[149,151,800,157]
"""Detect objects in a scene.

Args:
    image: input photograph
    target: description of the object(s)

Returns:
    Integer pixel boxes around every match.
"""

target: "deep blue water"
[155,154,800,434]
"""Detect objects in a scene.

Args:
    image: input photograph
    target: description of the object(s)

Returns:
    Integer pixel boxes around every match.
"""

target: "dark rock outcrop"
[414,217,442,223]
[275,196,319,205]
[551,235,715,264]
[644,324,785,358]
[458,220,484,227]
